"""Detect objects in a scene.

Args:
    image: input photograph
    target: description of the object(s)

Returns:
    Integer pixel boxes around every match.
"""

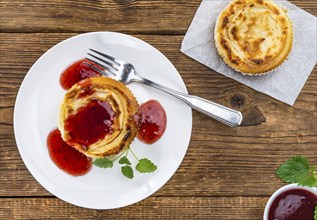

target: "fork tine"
[89,48,125,65]
[87,54,118,71]
[83,61,115,78]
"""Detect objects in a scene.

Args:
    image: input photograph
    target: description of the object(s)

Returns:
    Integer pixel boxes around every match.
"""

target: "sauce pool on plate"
[138,100,167,144]
[47,128,92,176]
[268,188,317,220]
[60,58,101,90]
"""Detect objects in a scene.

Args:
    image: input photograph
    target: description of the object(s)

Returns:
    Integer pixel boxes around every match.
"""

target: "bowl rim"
[263,183,317,220]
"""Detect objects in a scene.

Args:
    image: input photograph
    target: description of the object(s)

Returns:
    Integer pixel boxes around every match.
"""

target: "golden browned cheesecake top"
[214,0,293,74]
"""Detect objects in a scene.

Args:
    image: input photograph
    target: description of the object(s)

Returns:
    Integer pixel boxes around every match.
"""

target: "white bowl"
[263,184,317,220]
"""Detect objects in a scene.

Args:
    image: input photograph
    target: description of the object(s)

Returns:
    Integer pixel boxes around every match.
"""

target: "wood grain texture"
[0,33,316,198]
[1,0,316,219]
[0,197,267,219]
[0,0,316,33]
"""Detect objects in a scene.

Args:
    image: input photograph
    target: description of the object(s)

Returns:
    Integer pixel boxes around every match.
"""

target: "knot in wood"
[229,93,246,108]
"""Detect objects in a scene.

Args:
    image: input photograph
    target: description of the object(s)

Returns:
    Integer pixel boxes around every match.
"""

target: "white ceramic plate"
[14,32,192,209]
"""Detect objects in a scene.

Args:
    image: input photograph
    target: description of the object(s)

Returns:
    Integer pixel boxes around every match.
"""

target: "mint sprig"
[314,206,317,220]
[93,146,157,179]
[276,156,317,187]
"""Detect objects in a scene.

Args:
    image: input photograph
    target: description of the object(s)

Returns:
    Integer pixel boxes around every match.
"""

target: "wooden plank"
[0,0,200,34]
[0,33,316,110]
[1,135,316,197]
[0,197,268,220]
[0,33,316,197]
[1,1,316,219]
[0,0,316,33]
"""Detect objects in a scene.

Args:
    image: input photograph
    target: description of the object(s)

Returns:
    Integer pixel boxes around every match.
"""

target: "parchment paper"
[181,0,317,105]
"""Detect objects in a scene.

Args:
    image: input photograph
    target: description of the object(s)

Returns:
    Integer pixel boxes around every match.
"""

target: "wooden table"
[1,1,316,219]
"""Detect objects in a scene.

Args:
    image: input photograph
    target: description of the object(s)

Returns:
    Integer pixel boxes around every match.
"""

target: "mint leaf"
[298,175,317,188]
[276,156,310,183]
[121,165,134,179]
[119,156,131,165]
[93,158,113,168]
[314,206,317,220]
[136,158,157,173]
[276,156,317,187]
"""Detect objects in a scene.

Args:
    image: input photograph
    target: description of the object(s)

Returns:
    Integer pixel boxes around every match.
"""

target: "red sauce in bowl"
[60,59,101,90]
[268,188,317,220]
[47,129,92,176]
[137,100,167,144]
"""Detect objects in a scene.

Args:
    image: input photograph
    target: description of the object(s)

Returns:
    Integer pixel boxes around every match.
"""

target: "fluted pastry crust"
[59,77,140,158]
[214,0,293,75]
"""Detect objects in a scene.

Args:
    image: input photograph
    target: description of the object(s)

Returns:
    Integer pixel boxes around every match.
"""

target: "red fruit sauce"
[137,100,167,144]
[60,59,101,90]
[268,188,317,220]
[64,99,115,148]
[47,129,92,176]
[48,59,168,175]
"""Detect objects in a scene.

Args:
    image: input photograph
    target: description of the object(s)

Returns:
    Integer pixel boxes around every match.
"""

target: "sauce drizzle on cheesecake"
[64,99,115,148]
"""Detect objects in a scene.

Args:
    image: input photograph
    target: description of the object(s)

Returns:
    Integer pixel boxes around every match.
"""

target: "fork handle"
[135,76,243,127]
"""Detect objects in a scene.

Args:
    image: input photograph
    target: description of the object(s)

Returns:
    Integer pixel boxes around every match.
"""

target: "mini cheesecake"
[214,0,293,75]
[59,77,140,158]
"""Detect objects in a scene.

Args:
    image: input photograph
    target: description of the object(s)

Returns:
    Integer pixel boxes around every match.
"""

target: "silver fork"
[86,49,243,127]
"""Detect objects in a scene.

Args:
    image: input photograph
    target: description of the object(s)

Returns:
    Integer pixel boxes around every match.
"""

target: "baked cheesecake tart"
[59,77,140,158]
[214,0,293,75]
